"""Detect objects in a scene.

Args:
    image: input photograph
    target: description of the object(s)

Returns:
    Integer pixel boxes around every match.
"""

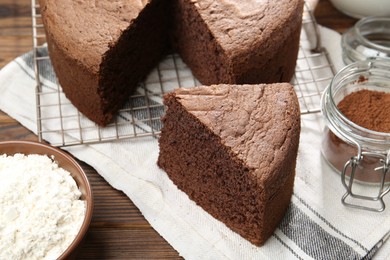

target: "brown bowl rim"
[0,140,93,259]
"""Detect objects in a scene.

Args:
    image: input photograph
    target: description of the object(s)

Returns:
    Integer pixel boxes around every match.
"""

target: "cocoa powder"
[322,128,388,183]
[337,89,390,133]
[322,89,390,184]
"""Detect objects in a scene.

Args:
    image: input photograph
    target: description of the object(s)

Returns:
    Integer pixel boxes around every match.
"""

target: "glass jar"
[321,58,390,211]
[342,16,390,65]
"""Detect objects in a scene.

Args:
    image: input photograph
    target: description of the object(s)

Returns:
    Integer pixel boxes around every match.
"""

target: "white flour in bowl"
[0,153,86,259]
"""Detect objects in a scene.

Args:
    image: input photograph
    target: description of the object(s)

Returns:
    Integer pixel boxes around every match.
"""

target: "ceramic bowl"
[329,0,390,18]
[0,140,93,259]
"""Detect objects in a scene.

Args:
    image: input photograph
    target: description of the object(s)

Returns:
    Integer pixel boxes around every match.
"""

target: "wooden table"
[0,0,357,258]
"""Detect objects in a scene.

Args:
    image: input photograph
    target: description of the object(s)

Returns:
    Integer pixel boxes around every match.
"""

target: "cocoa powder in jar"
[337,89,390,133]
[322,89,390,184]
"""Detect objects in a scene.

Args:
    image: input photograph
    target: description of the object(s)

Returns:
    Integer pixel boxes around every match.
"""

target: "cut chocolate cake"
[39,0,304,126]
[39,0,170,126]
[171,0,304,84]
[157,83,301,246]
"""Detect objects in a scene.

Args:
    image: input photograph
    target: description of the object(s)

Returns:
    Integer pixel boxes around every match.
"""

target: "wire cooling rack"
[31,1,336,147]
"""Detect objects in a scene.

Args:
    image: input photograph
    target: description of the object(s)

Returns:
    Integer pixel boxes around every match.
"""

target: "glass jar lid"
[342,16,390,65]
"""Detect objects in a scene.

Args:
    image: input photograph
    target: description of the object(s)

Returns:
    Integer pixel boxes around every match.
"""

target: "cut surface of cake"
[171,0,304,85]
[39,0,170,126]
[157,83,301,246]
[39,0,304,126]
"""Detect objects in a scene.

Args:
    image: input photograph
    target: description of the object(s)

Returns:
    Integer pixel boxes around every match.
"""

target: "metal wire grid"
[31,1,336,147]
[293,7,337,114]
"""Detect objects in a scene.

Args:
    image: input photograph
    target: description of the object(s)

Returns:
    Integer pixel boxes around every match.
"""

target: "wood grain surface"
[0,0,357,259]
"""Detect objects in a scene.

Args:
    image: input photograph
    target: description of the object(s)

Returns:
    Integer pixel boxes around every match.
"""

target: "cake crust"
[158,83,301,245]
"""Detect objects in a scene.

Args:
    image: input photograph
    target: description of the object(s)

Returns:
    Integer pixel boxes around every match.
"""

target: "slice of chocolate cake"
[157,83,301,246]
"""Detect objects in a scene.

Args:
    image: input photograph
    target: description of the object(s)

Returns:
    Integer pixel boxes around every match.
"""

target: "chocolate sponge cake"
[157,83,301,245]
[171,0,304,84]
[39,0,304,126]
[39,0,169,126]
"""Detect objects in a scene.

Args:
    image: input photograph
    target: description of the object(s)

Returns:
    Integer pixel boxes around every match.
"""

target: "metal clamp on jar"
[321,58,390,212]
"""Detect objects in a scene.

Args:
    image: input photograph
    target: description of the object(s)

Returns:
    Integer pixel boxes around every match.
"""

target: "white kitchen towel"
[1,23,390,259]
